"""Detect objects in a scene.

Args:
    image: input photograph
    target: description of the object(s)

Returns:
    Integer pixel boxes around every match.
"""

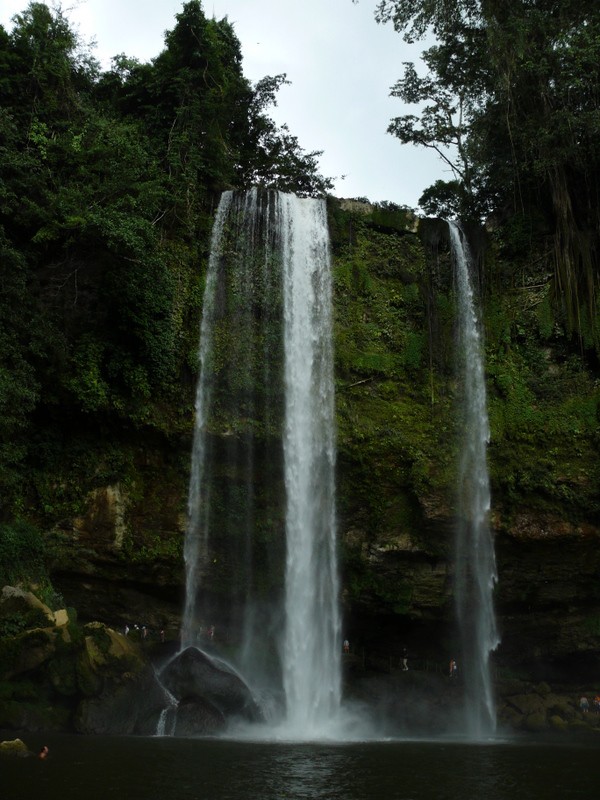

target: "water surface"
[4,734,599,800]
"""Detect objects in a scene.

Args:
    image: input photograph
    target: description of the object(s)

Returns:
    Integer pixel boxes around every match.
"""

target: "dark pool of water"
[3,733,599,800]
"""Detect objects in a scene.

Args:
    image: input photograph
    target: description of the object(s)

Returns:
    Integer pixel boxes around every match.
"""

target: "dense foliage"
[377,0,600,353]
[0,1,331,521]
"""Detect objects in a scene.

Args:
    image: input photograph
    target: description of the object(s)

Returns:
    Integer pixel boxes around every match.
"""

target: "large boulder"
[172,695,226,737]
[0,738,31,757]
[0,627,58,680]
[161,647,263,724]
[0,586,54,624]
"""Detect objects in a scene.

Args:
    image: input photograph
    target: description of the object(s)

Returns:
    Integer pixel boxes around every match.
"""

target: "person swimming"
[38,745,49,759]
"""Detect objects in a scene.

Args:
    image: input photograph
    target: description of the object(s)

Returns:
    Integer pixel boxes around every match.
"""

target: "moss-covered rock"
[549,714,568,732]
[0,738,30,757]
[0,585,54,623]
[0,627,57,680]
[523,712,548,732]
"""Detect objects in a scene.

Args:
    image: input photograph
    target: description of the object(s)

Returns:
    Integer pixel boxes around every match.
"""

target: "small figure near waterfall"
[449,659,458,678]
[343,639,350,654]
[401,648,409,671]
[38,745,49,760]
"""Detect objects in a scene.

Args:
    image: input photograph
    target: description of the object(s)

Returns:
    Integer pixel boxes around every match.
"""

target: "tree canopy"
[0,1,331,517]
[378,0,600,351]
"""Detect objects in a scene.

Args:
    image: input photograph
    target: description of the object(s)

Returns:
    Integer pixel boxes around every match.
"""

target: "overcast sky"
[1,0,447,208]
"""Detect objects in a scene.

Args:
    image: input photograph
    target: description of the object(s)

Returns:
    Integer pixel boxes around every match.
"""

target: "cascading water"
[448,221,500,738]
[181,189,341,736]
[183,188,285,670]
[279,194,341,735]
[181,192,230,649]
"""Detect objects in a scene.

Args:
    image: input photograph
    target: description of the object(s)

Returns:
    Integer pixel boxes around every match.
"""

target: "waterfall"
[155,686,178,737]
[448,221,500,737]
[181,191,231,649]
[279,194,341,734]
[182,189,284,665]
[182,190,341,734]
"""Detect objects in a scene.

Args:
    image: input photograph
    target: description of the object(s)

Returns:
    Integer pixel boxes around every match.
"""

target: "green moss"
[75,651,103,697]
[0,520,47,586]
[0,679,41,701]
[47,656,79,696]
[344,550,417,616]
[485,292,600,517]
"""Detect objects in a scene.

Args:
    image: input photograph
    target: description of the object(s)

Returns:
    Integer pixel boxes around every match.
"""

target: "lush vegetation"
[328,199,599,620]
[0,1,331,528]
[0,0,597,635]
[377,0,600,353]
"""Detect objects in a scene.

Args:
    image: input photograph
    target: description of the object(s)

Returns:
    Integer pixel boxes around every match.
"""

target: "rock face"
[8,199,598,705]
[74,667,168,735]
[0,589,170,735]
[0,586,55,623]
[172,696,226,737]
[161,647,263,732]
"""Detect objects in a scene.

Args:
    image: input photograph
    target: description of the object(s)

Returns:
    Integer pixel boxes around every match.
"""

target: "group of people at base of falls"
[124,623,165,642]
[579,696,600,713]
[342,641,460,677]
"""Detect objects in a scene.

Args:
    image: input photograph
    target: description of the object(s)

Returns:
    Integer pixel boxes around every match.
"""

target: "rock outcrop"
[0,738,31,757]
[161,647,263,732]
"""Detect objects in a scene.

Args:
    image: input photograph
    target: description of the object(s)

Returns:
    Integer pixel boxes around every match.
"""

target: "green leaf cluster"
[0,520,46,586]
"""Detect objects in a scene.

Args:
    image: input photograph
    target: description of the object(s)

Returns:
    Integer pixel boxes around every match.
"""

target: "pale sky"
[0,0,448,208]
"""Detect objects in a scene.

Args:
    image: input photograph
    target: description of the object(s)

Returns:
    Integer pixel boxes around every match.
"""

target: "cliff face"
[43,197,600,686]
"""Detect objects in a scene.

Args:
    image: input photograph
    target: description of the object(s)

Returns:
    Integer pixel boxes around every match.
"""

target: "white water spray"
[182,190,341,736]
[279,194,341,735]
[448,221,500,738]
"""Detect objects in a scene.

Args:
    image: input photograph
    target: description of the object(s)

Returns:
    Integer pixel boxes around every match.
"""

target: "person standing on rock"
[580,696,589,713]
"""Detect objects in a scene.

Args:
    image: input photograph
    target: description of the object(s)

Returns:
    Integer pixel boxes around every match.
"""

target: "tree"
[377,0,600,350]
[234,74,333,195]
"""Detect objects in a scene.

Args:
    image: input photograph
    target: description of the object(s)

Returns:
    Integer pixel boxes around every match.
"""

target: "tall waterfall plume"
[182,189,285,673]
[182,190,341,734]
[449,221,500,737]
[279,194,341,735]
